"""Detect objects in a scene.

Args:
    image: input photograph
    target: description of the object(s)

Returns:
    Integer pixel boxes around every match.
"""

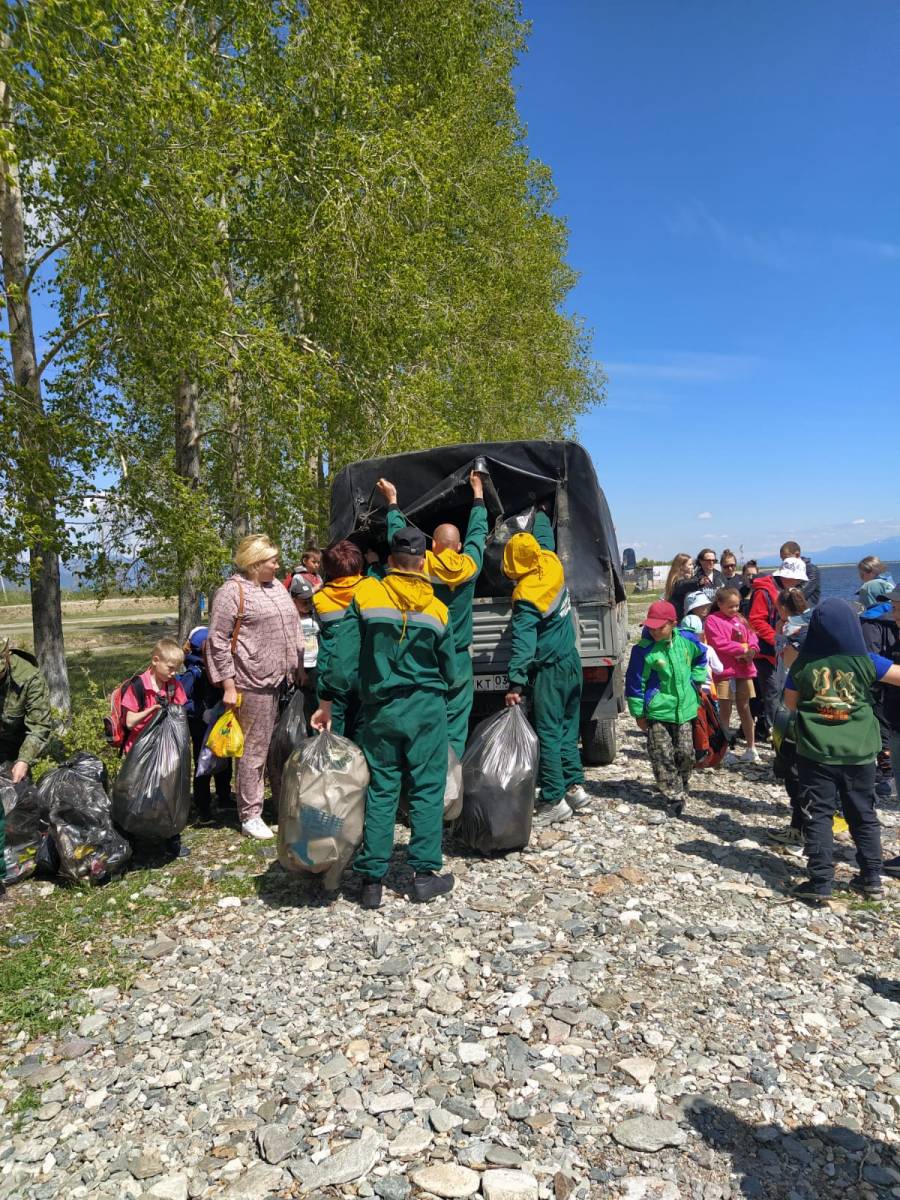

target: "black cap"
[289,576,314,599]
[390,525,427,557]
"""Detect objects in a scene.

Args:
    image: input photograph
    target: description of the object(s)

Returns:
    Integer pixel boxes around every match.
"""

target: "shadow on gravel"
[674,838,796,889]
[690,782,788,819]
[859,973,900,1002]
[685,1098,900,1199]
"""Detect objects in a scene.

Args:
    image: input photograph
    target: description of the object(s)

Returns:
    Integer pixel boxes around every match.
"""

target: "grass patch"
[8,1084,41,1130]
[0,825,275,1047]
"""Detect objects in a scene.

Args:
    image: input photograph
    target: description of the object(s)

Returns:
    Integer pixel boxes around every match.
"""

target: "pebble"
[409,1163,481,1197]
[143,1175,188,1200]
[2,701,898,1200]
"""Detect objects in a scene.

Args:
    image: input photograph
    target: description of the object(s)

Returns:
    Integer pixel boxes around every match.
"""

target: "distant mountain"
[760,535,900,567]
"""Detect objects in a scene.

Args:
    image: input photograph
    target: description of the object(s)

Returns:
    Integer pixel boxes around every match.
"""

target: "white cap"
[776,556,808,582]
[684,590,712,614]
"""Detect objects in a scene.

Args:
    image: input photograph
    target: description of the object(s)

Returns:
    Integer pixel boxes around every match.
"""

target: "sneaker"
[883,856,900,878]
[360,879,383,909]
[832,815,849,835]
[241,817,274,840]
[789,877,832,902]
[768,826,803,846]
[412,872,454,903]
[740,747,762,765]
[666,798,685,818]
[565,784,591,811]
[533,799,574,826]
[165,837,191,860]
[847,875,883,898]
[724,751,740,767]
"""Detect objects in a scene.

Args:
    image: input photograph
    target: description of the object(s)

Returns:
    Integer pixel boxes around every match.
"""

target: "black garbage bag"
[1,770,48,884]
[267,688,308,800]
[460,706,538,854]
[38,753,131,884]
[111,704,191,840]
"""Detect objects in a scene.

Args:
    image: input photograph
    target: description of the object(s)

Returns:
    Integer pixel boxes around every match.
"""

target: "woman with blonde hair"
[207,534,301,839]
[663,554,693,601]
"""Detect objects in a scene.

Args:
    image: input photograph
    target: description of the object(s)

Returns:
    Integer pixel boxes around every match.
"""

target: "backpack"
[104,675,146,751]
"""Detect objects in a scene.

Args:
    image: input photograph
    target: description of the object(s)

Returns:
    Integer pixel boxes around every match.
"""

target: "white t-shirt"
[300,616,319,668]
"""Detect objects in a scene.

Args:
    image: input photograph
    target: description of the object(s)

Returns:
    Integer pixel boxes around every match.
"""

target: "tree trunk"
[0,63,70,715]
[174,372,202,638]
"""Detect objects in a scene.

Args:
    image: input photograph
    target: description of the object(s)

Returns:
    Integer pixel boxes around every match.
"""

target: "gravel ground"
[1,714,899,1200]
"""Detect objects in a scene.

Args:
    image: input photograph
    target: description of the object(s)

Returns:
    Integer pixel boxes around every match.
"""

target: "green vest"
[791,653,881,765]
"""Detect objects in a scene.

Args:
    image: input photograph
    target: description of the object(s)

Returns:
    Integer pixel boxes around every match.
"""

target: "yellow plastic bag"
[206,703,245,759]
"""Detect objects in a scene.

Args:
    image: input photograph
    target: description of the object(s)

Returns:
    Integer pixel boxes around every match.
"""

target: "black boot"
[360,878,383,909]
[412,872,454,902]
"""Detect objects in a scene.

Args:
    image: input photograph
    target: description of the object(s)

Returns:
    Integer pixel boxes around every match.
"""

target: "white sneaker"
[533,799,574,826]
[565,784,591,811]
[724,751,740,767]
[740,748,762,764]
[241,817,274,840]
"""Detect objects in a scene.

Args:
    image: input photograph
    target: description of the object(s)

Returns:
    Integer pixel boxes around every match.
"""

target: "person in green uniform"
[312,540,367,737]
[311,526,457,909]
[0,639,53,896]
[376,470,488,758]
[502,512,590,825]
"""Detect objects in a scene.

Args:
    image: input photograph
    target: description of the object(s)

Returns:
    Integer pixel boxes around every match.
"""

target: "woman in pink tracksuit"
[705,586,760,765]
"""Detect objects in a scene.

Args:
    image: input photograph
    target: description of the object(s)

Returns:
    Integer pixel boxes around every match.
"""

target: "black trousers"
[188,714,233,813]
[798,755,881,885]
[751,658,779,733]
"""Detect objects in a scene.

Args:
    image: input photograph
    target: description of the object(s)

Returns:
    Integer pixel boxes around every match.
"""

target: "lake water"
[816,562,900,603]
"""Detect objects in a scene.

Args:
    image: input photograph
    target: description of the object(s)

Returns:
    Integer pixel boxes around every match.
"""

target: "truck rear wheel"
[581,716,617,766]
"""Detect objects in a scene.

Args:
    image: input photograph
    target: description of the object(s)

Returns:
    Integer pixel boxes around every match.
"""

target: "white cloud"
[851,518,866,525]
[696,511,712,520]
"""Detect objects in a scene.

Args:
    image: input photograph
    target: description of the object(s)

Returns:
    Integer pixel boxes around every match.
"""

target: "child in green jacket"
[626,600,708,816]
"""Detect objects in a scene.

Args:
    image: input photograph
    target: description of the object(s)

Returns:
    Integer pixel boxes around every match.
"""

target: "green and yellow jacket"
[313,574,366,684]
[502,515,577,690]
[0,649,53,765]
[386,500,488,655]
[318,570,457,706]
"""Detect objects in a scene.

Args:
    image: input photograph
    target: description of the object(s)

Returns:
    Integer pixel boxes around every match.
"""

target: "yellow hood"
[314,575,364,615]
[382,569,443,614]
[426,548,477,589]
[502,533,565,613]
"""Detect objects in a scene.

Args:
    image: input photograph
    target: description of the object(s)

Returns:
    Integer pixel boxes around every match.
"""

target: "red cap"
[644,600,677,629]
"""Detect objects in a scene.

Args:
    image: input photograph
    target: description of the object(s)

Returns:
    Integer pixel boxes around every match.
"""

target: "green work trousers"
[532,650,584,803]
[354,691,448,879]
[446,652,474,759]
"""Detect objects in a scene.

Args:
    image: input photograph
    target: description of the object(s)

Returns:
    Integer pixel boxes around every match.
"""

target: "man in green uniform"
[311,526,457,909]
[0,639,53,894]
[376,470,488,758]
[502,512,590,825]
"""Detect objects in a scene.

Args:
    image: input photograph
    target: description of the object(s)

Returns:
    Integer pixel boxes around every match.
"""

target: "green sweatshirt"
[318,570,457,706]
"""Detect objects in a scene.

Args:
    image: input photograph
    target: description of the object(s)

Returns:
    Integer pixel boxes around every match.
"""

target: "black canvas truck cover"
[328,440,626,607]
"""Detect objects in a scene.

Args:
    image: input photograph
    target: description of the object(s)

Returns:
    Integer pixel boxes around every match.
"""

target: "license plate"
[474,674,509,692]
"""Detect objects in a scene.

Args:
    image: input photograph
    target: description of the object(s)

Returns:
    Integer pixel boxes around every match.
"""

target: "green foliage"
[1,0,603,601]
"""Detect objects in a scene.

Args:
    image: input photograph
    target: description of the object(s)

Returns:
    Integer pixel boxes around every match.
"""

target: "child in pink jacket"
[705,586,760,764]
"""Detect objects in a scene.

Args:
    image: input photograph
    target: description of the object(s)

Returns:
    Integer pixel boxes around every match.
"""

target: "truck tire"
[581,716,617,766]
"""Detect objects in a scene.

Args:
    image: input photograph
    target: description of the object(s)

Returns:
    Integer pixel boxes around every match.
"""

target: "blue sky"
[516,0,899,561]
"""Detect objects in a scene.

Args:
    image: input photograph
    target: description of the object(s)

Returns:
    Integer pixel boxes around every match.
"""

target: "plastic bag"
[206,704,244,759]
[111,704,192,840]
[277,730,369,890]
[460,706,538,854]
[195,703,229,777]
[1,770,48,884]
[444,747,464,821]
[38,753,131,884]
[267,688,308,800]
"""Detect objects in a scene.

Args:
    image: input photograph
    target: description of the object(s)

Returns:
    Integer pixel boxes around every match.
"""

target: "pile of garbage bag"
[1,769,48,884]
[278,730,369,891]
[38,752,131,884]
[112,704,191,840]
[460,706,538,854]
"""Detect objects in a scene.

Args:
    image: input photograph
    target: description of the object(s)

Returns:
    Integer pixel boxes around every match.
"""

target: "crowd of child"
[627,548,900,901]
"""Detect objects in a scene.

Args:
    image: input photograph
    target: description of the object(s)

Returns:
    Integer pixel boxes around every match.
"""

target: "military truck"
[328,439,628,764]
